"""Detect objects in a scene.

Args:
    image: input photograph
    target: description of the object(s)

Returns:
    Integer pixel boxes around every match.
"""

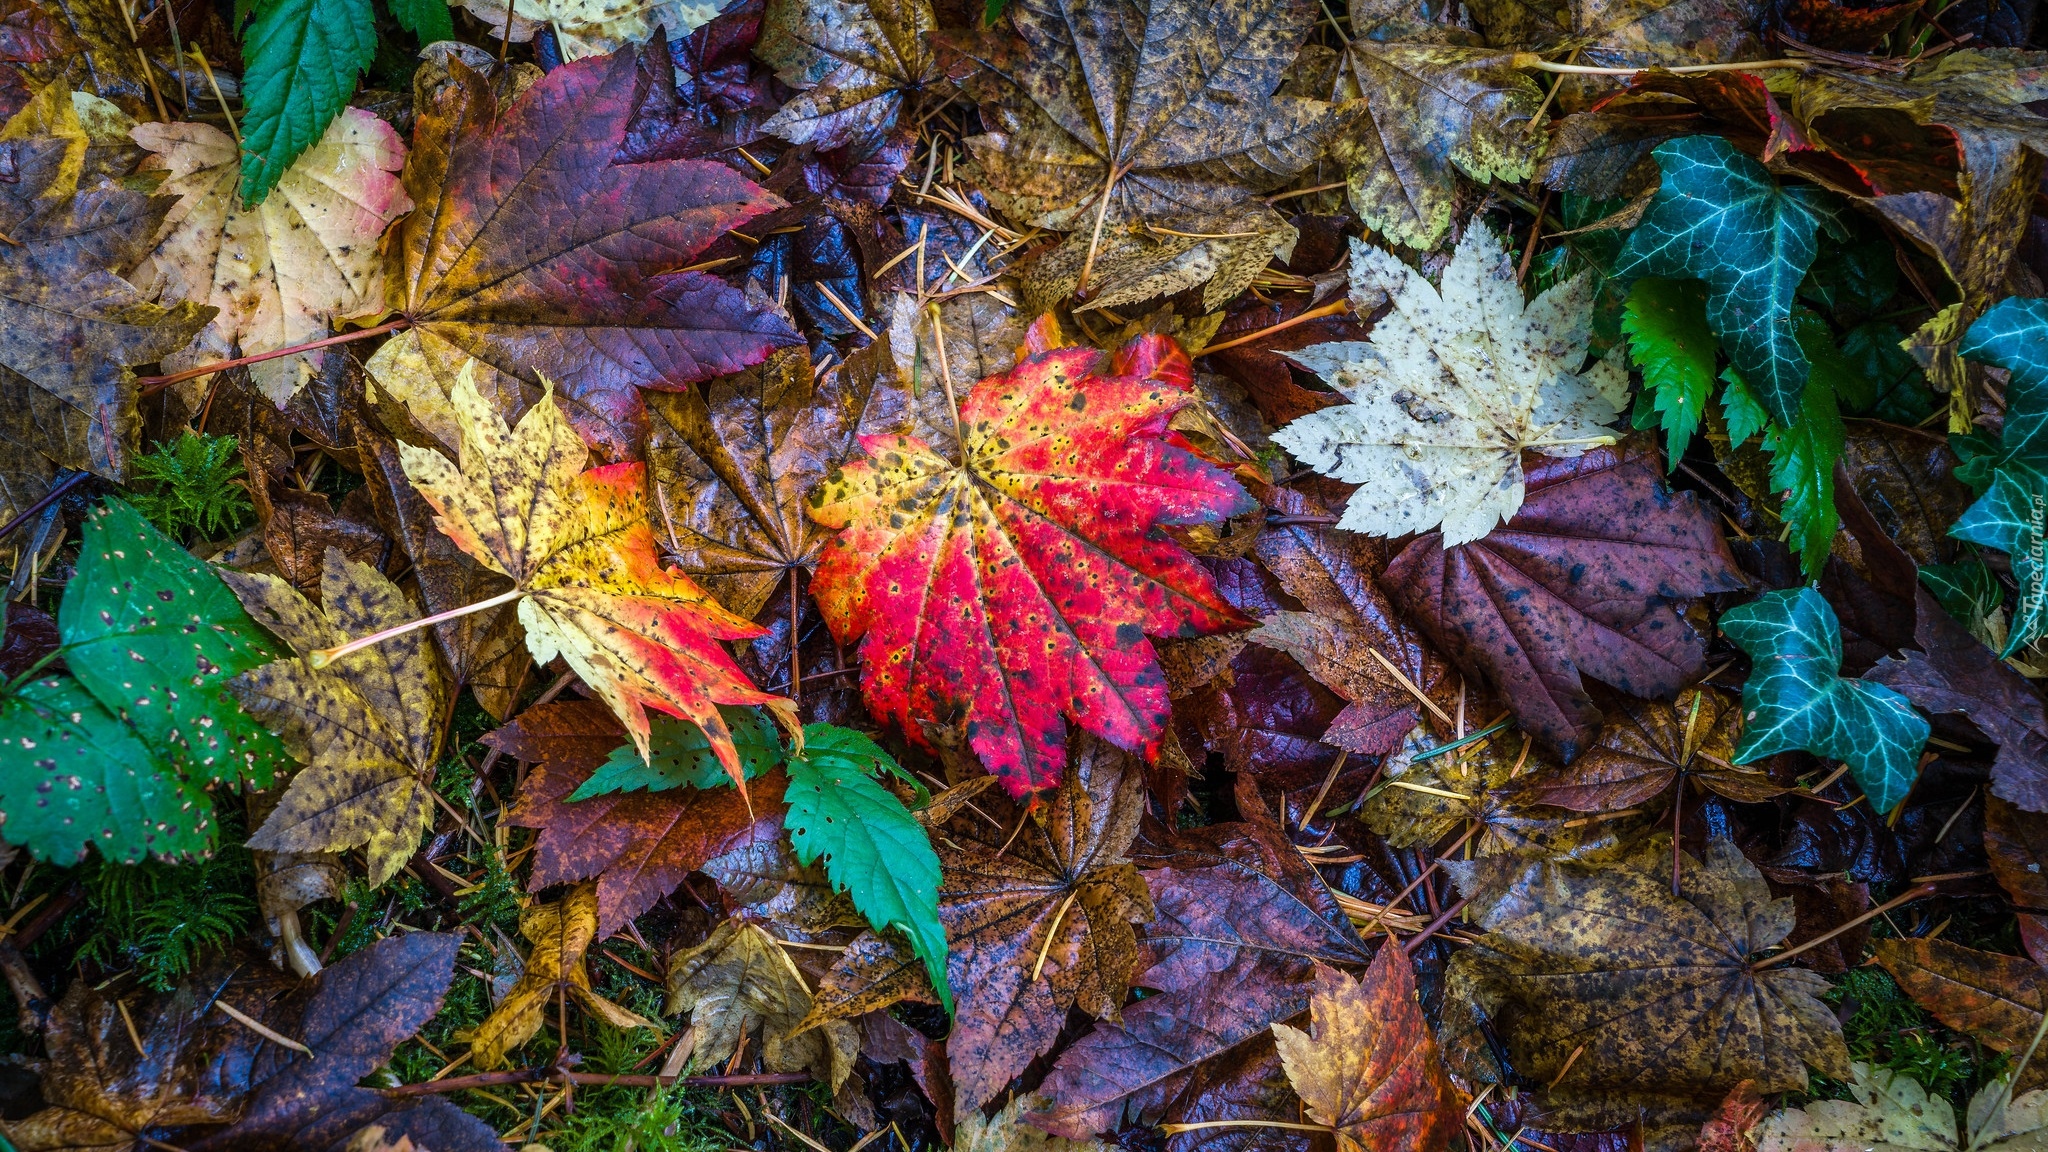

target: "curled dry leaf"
[1274,220,1626,546]
[807,338,1253,797]
[1874,937,2048,1064]
[220,548,450,888]
[469,882,659,1069]
[665,917,860,1090]
[130,107,410,405]
[397,363,797,783]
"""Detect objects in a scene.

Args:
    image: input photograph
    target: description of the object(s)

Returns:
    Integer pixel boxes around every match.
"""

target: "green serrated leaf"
[237,0,377,203]
[1763,372,1843,581]
[782,724,951,1013]
[1616,135,1840,427]
[568,706,784,801]
[0,676,213,864]
[1622,277,1715,468]
[59,498,289,786]
[385,0,453,42]
[1721,368,1769,450]
[1722,587,1929,813]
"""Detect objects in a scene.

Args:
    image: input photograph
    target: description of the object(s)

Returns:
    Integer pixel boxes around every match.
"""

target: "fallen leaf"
[1754,1061,2048,1152]
[1273,219,1625,546]
[452,0,718,60]
[1722,586,1930,814]
[807,337,1253,796]
[469,882,660,1068]
[1383,440,1748,761]
[956,0,1338,230]
[398,361,796,783]
[1445,837,1850,1132]
[1506,686,1782,812]
[219,549,449,887]
[1875,937,2048,1061]
[665,916,859,1089]
[391,46,798,457]
[956,1093,1111,1152]
[756,0,938,155]
[1021,204,1300,315]
[1465,0,1766,85]
[491,699,787,936]
[130,107,410,405]
[1699,1082,1769,1152]
[1269,951,1465,1152]
[939,733,1153,1115]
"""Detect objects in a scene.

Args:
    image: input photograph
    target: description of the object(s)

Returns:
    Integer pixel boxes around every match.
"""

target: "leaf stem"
[924,302,966,459]
[1515,55,1810,75]
[1075,166,1122,295]
[1201,298,1352,356]
[1522,434,1620,449]
[1160,1121,1339,1135]
[0,470,88,543]
[307,587,525,669]
[1749,882,1937,970]
[136,319,412,394]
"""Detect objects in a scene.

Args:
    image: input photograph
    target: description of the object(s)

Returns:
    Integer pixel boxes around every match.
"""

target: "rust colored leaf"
[808,338,1254,796]
[938,733,1154,1115]
[1270,952,1465,1152]
[1384,440,1749,761]
[1989,794,2048,911]
[393,46,799,457]
[491,699,788,936]
[1507,686,1782,813]
[1876,937,2048,1060]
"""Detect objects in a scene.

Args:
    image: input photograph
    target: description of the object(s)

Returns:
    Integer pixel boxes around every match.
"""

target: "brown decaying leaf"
[666,917,860,1090]
[1507,686,1782,813]
[939,733,1154,1116]
[1270,951,1466,1152]
[469,882,659,1069]
[1876,937,2048,1066]
[1385,440,1750,761]
[1445,837,1849,1132]
[490,699,786,936]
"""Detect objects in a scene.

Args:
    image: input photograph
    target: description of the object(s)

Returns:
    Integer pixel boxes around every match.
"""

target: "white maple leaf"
[1754,1062,2048,1152]
[1272,220,1625,546]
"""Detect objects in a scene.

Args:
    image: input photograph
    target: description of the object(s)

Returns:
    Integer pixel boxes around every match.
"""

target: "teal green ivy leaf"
[58,498,289,786]
[1622,277,1715,468]
[238,0,377,203]
[385,0,453,43]
[1722,587,1929,814]
[1615,135,1841,427]
[0,677,214,865]
[1920,556,2005,644]
[1839,322,1937,425]
[568,706,784,800]
[783,725,950,1013]
[1950,471,2048,657]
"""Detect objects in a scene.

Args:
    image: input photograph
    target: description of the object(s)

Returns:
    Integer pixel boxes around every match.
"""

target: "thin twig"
[214,999,315,1059]
[138,320,411,394]
[1750,883,1938,970]
[386,1069,812,1096]
[1200,299,1351,356]
[0,471,87,543]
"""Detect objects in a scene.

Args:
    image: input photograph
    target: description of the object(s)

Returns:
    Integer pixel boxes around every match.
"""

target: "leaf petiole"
[306,586,525,669]
[136,318,412,395]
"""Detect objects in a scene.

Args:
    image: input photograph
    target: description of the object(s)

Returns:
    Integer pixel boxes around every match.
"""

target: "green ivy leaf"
[58,499,289,786]
[1950,471,2047,656]
[237,0,377,203]
[385,0,453,43]
[783,725,951,1013]
[1622,277,1715,468]
[1920,556,2004,642]
[1722,587,1929,813]
[1616,135,1840,427]
[0,676,213,864]
[1946,298,2048,655]
[568,706,784,800]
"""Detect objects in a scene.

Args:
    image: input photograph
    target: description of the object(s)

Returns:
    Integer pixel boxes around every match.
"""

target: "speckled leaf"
[937,734,1153,1115]
[397,362,795,786]
[756,0,938,152]
[1270,952,1465,1152]
[1446,838,1850,1128]
[782,724,948,1012]
[1383,441,1749,761]
[1507,686,1780,813]
[1875,937,2048,1060]
[451,0,718,59]
[1721,587,1929,813]
[955,0,1338,229]
[60,498,290,785]
[395,47,798,457]
[219,549,450,888]
[1273,220,1624,546]
[567,706,782,799]
[491,700,788,935]
[807,338,1253,797]
[1464,0,1766,76]
[1614,136,1841,426]
[0,676,209,864]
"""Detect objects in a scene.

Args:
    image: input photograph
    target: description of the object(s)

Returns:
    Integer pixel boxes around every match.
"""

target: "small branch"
[214,999,315,1059]
[1402,896,1470,955]
[137,320,411,395]
[1750,883,1937,971]
[814,283,878,342]
[0,470,88,542]
[1363,823,1478,938]
[1075,166,1123,295]
[308,587,526,669]
[1161,1121,1338,1136]
[1514,54,1809,75]
[1200,299,1351,356]
[384,1069,812,1096]
[923,303,966,459]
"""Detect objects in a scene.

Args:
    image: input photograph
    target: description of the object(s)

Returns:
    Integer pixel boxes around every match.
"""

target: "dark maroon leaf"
[1779,0,1923,52]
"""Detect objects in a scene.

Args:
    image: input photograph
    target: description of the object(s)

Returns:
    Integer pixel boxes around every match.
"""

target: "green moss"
[1815,966,2004,1108]
[127,433,254,542]
[72,842,257,991]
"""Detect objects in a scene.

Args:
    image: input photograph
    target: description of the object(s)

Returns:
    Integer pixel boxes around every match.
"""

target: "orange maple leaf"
[806,336,1253,795]
[383,361,797,786]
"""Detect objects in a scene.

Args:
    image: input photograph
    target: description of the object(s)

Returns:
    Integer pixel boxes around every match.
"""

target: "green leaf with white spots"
[1622,277,1715,467]
[783,724,951,1014]
[1615,135,1841,427]
[568,706,785,800]
[0,676,215,864]
[58,498,290,786]
[1722,587,1929,813]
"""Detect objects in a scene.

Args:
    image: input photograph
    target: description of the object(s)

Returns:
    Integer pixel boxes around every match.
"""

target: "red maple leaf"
[807,337,1255,795]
